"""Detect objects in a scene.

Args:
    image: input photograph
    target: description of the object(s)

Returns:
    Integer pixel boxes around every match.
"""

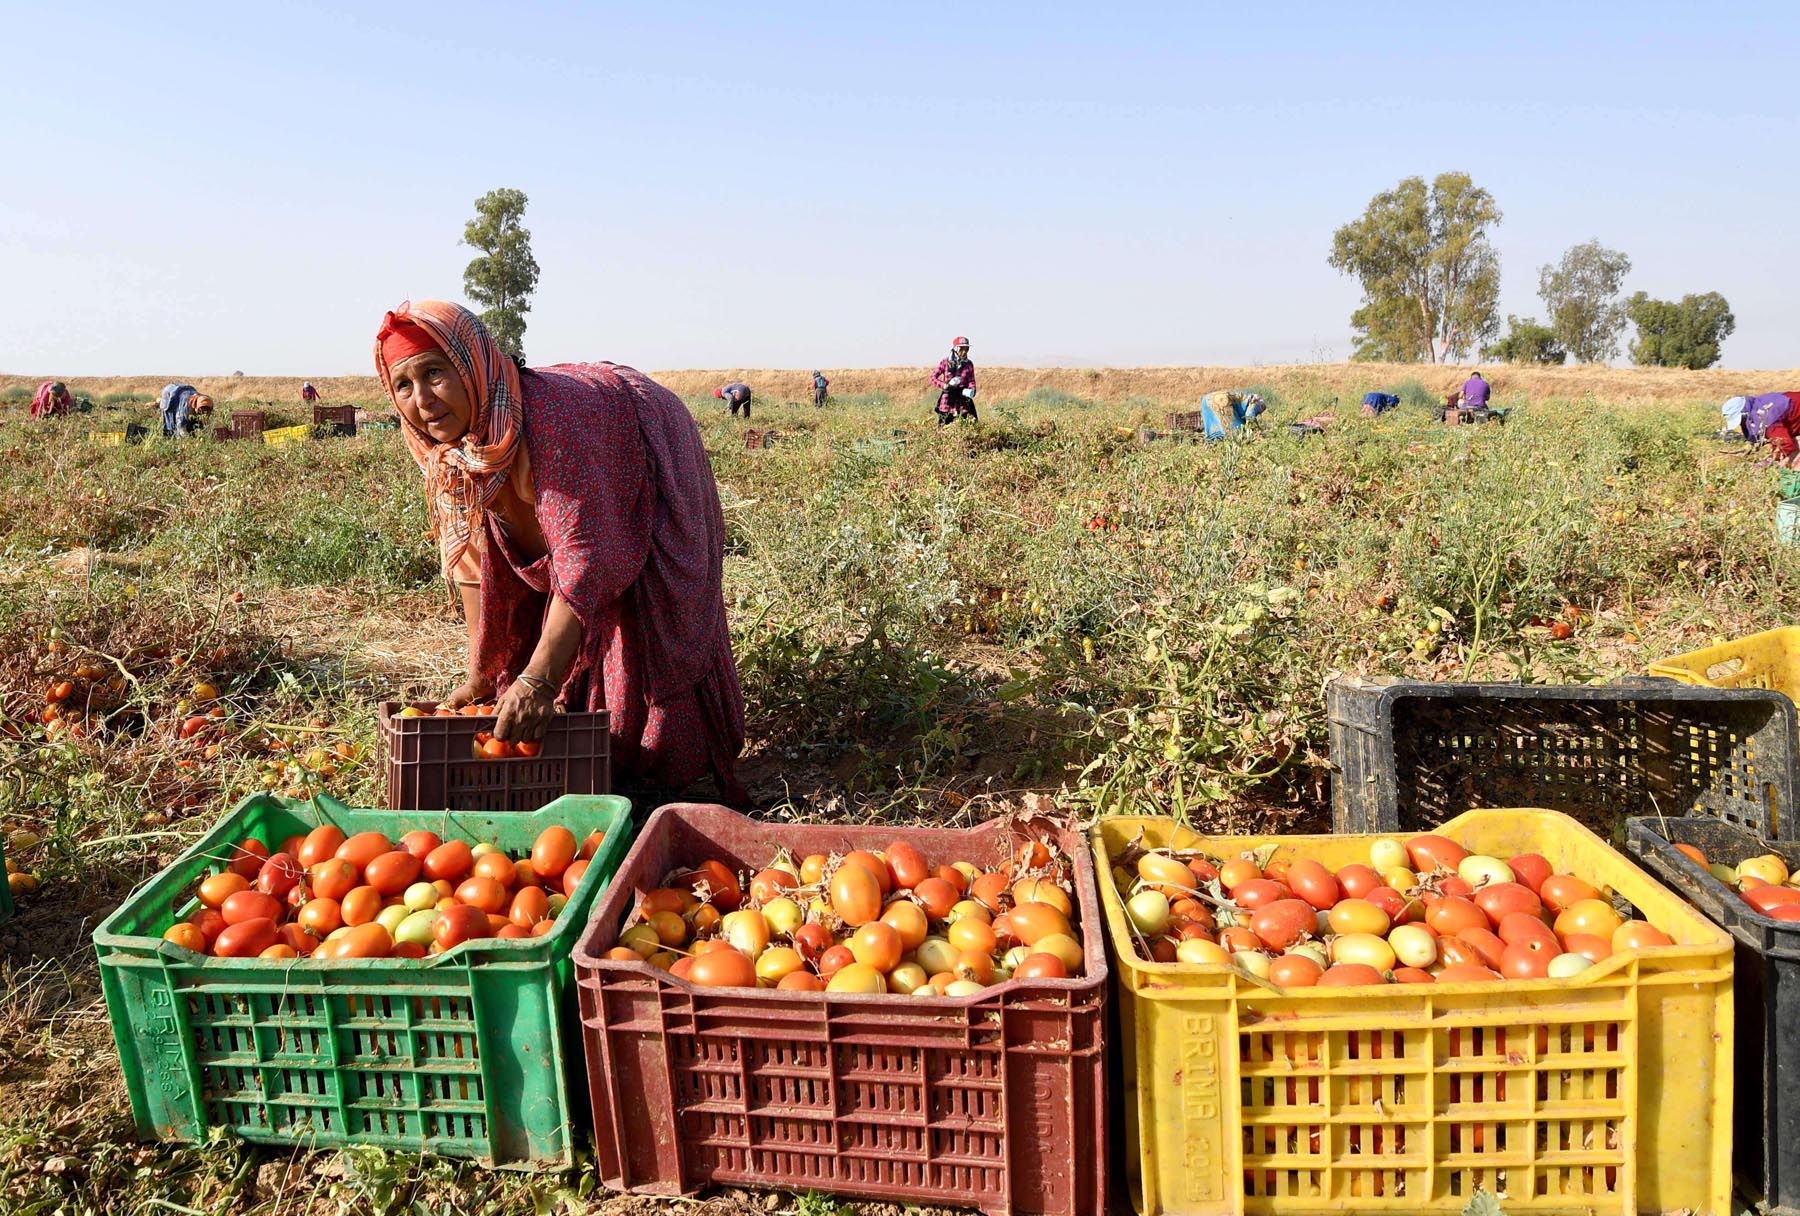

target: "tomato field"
[0,373,1794,1213]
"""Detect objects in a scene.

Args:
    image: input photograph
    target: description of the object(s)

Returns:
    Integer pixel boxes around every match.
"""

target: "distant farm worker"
[932,337,977,425]
[158,384,213,437]
[811,370,829,407]
[1740,392,1800,467]
[301,381,320,404]
[714,381,752,418]
[1360,390,1401,417]
[375,299,746,802]
[1460,371,1491,410]
[30,381,73,419]
[1198,390,1266,439]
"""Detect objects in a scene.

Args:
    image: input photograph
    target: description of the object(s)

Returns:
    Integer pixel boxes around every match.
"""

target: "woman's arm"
[492,593,583,742]
[444,578,497,708]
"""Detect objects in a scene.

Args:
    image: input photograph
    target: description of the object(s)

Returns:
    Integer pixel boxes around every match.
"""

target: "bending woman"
[374,300,747,803]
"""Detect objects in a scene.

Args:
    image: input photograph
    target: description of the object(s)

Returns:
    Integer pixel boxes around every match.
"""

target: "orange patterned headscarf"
[373,300,525,578]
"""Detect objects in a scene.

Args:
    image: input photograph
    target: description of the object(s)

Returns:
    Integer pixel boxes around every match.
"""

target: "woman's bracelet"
[516,672,557,695]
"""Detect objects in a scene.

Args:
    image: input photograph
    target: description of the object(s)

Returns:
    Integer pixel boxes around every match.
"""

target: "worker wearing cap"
[931,337,978,425]
[1738,392,1800,466]
[714,381,752,418]
[811,370,829,407]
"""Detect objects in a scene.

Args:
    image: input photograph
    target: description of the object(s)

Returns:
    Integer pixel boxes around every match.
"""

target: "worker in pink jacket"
[931,337,978,425]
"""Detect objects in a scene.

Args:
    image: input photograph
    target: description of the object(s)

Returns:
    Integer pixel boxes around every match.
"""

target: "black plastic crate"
[1329,676,1798,836]
[1625,815,1800,1215]
[313,403,357,437]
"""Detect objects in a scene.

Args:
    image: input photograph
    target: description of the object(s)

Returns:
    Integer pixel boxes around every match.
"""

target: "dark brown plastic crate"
[1329,675,1799,836]
[313,403,357,436]
[573,802,1107,1216]
[229,409,267,435]
[379,701,610,811]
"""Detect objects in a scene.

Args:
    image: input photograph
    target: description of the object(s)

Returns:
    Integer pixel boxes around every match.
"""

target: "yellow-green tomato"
[1126,890,1171,935]
[621,924,662,957]
[396,909,438,946]
[1458,854,1515,888]
[943,979,986,997]
[546,893,568,917]
[1288,941,1329,968]
[376,904,411,936]
[1175,938,1230,965]
[1369,838,1408,873]
[948,899,991,925]
[403,881,439,912]
[1387,924,1438,968]
[888,962,929,994]
[762,897,803,936]
[1234,950,1272,979]
[1034,933,1083,971]
[1003,946,1034,970]
[754,946,805,985]
[721,909,771,958]
[952,862,980,885]
[1739,854,1791,886]
[1331,932,1396,972]
[916,937,958,975]
[1547,952,1594,979]
[470,842,501,859]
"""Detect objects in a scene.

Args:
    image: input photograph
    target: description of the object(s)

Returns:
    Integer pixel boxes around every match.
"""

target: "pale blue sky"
[4,1,1795,373]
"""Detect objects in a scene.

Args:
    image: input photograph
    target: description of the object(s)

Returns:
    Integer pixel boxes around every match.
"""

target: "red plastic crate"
[572,802,1108,1216]
[379,701,610,811]
[313,403,357,436]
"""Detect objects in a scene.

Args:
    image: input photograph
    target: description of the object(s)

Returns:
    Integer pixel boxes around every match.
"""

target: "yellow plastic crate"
[1651,626,1800,702]
[88,431,126,446]
[261,424,310,446]
[1092,809,1732,1216]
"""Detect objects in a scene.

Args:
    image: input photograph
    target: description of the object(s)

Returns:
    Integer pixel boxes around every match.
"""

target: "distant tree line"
[1329,174,1734,368]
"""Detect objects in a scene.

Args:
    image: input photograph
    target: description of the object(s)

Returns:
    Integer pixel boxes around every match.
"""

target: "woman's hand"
[445,674,495,710]
[494,676,557,743]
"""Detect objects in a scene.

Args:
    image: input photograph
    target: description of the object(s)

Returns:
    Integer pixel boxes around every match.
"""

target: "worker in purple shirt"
[714,381,752,418]
[1460,371,1491,409]
[931,336,978,425]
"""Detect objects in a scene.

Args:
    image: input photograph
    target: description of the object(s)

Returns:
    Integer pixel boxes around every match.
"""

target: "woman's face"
[389,350,473,443]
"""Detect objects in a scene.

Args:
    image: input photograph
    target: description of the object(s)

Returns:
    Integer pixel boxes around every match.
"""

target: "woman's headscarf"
[373,299,525,578]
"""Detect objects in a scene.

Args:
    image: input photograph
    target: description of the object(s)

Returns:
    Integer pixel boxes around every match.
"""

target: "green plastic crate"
[94,791,633,1168]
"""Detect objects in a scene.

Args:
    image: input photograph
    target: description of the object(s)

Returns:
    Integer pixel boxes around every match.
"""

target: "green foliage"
[1627,290,1736,368]
[461,187,540,361]
[1539,240,1632,363]
[1486,315,1566,365]
[1328,172,1503,363]
[1394,378,1438,408]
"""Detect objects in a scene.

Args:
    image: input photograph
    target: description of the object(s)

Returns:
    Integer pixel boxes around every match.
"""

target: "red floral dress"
[474,362,746,802]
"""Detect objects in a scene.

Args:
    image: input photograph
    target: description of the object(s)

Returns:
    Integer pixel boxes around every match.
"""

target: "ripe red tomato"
[1745,886,1800,914]
[530,827,578,880]
[398,830,442,862]
[749,867,800,905]
[433,904,490,950]
[1391,966,1435,984]
[1365,886,1422,925]
[1426,896,1486,937]
[685,859,742,910]
[1496,911,1558,948]
[226,838,271,881]
[1250,899,1317,951]
[913,877,958,919]
[1285,860,1340,911]
[255,853,304,899]
[1268,955,1323,987]
[1507,854,1552,895]
[1334,864,1380,900]
[1539,874,1601,913]
[1436,963,1501,983]
[1473,882,1542,927]
[1405,834,1469,873]
[884,842,930,890]
[1453,927,1506,970]
[829,863,882,926]
[1317,964,1385,987]
[1232,879,1291,911]
[1499,938,1554,979]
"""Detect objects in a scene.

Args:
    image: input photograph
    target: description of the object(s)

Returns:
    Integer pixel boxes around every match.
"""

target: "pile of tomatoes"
[1676,841,1800,921]
[392,703,544,759]
[603,838,1084,995]
[1113,831,1673,986]
[161,822,608,961]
